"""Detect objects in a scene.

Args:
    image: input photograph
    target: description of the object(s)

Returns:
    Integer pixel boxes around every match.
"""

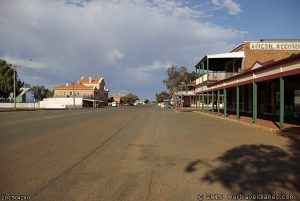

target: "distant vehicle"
[158,101,174,109]
[165,103,174,108]
[134,100,145,105]
[112,102,118,107]
[160,103,166,108]
[162,99,174,108]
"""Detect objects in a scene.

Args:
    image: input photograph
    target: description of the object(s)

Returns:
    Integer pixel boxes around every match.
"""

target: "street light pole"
[13,65,16,111]
[72,82,75,108]
[12,59,34,111]
[181,81,184,108]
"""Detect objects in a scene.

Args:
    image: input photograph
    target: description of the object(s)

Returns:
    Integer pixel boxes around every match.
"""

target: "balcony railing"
[196,72,238,85]
[176,90,195,96]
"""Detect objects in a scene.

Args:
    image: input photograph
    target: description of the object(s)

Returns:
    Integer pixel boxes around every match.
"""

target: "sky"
[0,0,299,100]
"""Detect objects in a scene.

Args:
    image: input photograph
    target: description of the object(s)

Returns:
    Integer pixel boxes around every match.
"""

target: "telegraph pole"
[73,82,75,108]
[12,59,34,111]
[13,65,16,111]
[181,81,184,108]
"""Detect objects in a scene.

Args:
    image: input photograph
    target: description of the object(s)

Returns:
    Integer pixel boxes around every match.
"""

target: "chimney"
[66,83,69,86]
[89,76,92,83]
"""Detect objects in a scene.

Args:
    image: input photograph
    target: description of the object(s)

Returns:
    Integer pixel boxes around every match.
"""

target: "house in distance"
[40,76,108,109]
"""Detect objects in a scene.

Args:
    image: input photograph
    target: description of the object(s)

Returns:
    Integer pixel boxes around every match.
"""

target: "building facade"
[175,81,196,107]
[53,76,109,107]
[192,40,300,129]
[109,93,125,104]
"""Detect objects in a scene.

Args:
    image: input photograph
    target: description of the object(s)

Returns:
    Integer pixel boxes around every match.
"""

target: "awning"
[207,51,244,59]
[195,51,245,70]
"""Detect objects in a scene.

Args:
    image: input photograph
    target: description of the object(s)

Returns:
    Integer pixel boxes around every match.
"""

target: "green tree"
[0,59,23,99]
[32,85,53,101]
[25,84,54,101]
[108,97,115,103]
[163,66,189,96]
[186,71,198,82]
[120,93,139,104]
[144,99,149,104]
[155,91,171,103]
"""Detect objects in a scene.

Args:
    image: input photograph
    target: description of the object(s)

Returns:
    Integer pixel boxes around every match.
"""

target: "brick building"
[54,76,109,107]
[186,39,300,129]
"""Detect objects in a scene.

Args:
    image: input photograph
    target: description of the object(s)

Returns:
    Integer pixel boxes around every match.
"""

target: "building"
[175,81,196,107]
[134,99,145,105]
[40,76,109,108]
[109,93,125,104]
[192,40,300,129]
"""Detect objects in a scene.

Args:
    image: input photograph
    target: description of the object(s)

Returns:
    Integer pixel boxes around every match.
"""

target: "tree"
[120,93,139,104]
[163,66,189,96]
[32,85,53,101]
[186,71,198,82]
[144,99,149,104]
[108,97,115,103]
[0,59,23,99]
[25,84,54,101]
[156,91,171,103]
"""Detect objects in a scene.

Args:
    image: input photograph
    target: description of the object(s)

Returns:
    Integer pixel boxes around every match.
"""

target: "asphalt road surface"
[0,106,299,201]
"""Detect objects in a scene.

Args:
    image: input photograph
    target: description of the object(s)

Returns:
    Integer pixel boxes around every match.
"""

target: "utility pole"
[181,81,184,108]
[12,59,34,111]
[73,82,75,108]
[13,65,16,111]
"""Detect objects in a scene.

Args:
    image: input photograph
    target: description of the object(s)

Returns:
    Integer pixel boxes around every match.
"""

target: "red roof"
[54,83,94,90]
[79,77,102,84]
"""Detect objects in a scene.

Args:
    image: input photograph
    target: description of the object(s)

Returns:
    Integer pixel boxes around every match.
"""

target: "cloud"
[107,50,125,64]
[212,0,242,15]
[137,60,172,71]
[152,0,203,18]
[0,0,244,99]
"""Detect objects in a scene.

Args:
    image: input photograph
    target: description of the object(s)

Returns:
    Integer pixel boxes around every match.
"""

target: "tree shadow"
[186,138,300,196]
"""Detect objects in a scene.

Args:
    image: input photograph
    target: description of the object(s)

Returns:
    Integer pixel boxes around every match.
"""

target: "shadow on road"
[185,138,300,196]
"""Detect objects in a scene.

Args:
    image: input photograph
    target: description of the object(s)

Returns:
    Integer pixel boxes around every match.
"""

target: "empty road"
[0,106,299,201]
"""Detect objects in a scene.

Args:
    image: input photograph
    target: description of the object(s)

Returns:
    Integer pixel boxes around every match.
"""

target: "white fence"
[0,102,40,109]
[40,97,83,109]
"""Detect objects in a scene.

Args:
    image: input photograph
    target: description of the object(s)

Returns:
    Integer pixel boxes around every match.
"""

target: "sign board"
[25,91,35,103]
[250,42,300,50]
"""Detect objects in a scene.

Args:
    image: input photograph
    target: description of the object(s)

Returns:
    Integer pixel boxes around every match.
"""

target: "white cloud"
[0,0,244,99]
[152,0,202,18]
[107,50,125,64]
[137,60,172,71]
[212,0,242,15]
